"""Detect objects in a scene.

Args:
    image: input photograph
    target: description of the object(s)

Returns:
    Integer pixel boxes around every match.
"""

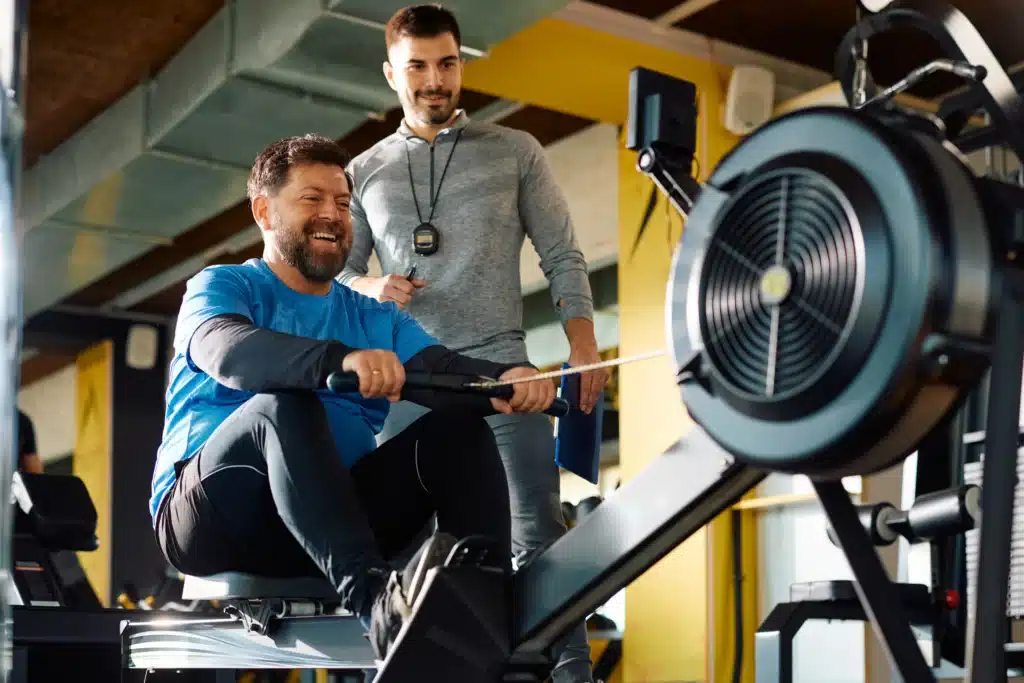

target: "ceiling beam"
[654,0,724,26]
[20,352,79,388]
[553,0,833,98]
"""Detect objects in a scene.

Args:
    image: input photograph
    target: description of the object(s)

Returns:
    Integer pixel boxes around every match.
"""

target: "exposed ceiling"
[18,0,1024,386]
[591,0,1024,97]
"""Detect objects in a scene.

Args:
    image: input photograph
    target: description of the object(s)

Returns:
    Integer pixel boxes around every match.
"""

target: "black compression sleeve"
[401,345,533,413]
[189,314,355,392]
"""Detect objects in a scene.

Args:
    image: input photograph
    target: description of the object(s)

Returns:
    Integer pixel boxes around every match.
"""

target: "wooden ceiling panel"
[19,351,78,388]
[24,0,224,166]
[498,106,596,146]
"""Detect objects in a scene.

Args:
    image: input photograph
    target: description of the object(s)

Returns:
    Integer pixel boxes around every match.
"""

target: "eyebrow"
[299,185,350,198]
[408,55,459,64]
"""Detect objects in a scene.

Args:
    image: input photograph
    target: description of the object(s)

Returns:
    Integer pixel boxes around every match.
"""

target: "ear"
[383,61,397,92]
[251,195,271,232]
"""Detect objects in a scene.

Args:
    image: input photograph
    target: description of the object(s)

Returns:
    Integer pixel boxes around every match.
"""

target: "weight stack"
[964,451,1024,618]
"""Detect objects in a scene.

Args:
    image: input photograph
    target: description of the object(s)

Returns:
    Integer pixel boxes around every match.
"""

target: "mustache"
[304,220,346,235]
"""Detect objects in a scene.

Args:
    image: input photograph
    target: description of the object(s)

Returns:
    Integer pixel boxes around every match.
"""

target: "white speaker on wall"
[724,65,776,136]
[126,324,159,370]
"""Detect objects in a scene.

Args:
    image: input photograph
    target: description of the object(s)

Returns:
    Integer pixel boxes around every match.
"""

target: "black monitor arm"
[635,145,703,218]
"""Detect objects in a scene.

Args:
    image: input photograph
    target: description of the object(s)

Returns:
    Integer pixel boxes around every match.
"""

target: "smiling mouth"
[311,232,338,244]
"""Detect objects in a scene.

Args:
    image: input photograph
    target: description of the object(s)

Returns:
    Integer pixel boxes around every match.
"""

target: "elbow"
[539,247,588,280]
[191,337,262,393]
[203,352,262,392]
[557,295,594,323]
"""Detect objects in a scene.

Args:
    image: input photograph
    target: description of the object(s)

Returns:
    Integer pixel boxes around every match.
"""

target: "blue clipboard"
[554,363,604,484]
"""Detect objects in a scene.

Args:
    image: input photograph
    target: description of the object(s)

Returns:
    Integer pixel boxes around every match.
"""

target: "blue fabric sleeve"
[391,307,440,364]
[175,266,253,372]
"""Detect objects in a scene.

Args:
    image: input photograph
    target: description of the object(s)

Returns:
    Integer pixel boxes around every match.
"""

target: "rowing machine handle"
[325,371,571,418]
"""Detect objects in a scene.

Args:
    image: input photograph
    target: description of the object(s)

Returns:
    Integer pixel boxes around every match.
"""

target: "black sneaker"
[368,532,458,663]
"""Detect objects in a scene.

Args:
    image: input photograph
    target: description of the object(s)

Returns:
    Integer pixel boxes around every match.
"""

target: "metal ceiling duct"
[19,0,569,317]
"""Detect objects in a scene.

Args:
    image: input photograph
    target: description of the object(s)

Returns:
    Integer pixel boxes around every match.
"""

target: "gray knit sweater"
[338,111,594,364]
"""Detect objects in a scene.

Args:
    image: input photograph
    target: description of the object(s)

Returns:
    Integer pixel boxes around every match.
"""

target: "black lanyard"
[406,129,464,229]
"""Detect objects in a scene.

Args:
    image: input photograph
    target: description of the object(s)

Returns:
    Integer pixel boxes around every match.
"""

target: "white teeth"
[312,233,337,242]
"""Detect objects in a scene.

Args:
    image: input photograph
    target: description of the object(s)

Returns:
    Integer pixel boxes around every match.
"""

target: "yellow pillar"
[74,340,113,606]
[465,18,752,681]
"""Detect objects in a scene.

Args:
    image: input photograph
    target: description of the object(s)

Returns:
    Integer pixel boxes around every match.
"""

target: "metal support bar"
[225,74,383,122]
[0,3,26,681]
[44,217,173,246]
[951,124,1006,155]
[756,601,866,683]
[512,427,766,653]
[755,583,934,683]
[147,148,253,175]
[965,277,1024,681]
[814,480,937,683]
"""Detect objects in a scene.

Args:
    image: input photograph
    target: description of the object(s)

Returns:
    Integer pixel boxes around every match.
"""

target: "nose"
[317,199,341,221]
[426,65,444,89]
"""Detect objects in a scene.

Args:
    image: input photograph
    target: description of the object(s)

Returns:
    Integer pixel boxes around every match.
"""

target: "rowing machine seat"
[181,572,338,602]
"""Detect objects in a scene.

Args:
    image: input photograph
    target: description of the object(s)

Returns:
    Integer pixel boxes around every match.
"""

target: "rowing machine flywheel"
[669,106,998,479]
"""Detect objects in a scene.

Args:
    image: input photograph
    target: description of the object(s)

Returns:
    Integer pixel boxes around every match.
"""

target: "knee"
[429,410,496,451]
[461,413,497,448]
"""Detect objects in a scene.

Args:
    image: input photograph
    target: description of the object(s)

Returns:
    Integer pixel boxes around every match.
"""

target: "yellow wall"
[73,340,113,605]
[467,17,754,681]
[617,111,748,680]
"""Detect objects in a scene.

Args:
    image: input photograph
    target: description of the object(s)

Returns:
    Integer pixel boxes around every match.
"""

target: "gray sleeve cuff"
[336,269,363,287]
[555,291,595,323]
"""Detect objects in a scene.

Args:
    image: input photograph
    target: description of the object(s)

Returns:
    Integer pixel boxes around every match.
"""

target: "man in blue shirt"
[152,133,555,664]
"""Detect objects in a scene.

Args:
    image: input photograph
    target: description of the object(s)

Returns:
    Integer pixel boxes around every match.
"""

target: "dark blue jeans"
[155,391,512,620]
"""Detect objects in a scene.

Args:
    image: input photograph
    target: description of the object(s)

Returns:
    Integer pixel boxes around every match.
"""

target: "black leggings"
[155,391,512,619]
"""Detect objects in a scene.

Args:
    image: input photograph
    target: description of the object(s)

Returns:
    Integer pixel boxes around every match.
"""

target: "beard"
[413,87,459,125]
[273,214,351,283]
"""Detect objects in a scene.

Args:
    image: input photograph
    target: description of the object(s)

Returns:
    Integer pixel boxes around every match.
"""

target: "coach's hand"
[356,274,426,309]
[342,350,405,402]
[490,366,555,415]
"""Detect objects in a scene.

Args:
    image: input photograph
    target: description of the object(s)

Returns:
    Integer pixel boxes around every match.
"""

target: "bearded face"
[271,210,352,283]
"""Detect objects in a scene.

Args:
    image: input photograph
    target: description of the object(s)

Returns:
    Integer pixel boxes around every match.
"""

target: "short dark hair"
[247,134,350,200]
[385,4,462,54]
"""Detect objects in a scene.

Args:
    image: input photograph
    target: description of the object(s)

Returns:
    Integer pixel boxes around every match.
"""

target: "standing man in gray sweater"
[337,5,608,682]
